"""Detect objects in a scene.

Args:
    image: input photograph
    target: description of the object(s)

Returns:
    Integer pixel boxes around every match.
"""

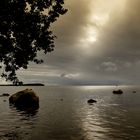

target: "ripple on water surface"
[0,86,140,140]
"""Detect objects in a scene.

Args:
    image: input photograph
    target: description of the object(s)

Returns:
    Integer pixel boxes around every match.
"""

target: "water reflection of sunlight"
[79,87,134,140]
[81,105,108,140]
[82,85,112,90]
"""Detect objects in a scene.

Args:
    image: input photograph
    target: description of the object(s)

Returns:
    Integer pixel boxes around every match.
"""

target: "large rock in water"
[9,89,39,109]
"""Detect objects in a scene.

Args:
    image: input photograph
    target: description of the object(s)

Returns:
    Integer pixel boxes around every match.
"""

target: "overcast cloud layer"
[5,0,140,85]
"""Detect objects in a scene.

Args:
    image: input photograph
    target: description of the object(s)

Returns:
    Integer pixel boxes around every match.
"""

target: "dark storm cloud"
[99,0,140,58]
[41,0,94,71]
[76,0,140,85]
[52,0,92,44]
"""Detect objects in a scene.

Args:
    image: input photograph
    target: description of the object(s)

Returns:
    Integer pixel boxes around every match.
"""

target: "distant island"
[0,83,45,86]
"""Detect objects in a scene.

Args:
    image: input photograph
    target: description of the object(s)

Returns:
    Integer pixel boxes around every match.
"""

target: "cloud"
[14,0,140,85]
[101,62,118,72]
[60,73,80,79]
[97,0,140,59]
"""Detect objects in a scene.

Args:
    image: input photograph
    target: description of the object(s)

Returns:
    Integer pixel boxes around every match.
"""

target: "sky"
[1,0,140,85]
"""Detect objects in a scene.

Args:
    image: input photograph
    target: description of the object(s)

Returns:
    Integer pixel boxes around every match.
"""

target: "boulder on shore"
[9,89,39,109]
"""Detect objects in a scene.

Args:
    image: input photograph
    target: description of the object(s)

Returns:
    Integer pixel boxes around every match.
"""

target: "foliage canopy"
[0,0,67,85]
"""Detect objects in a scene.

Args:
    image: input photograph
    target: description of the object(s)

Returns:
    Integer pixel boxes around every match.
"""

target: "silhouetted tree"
[0,0,67,85]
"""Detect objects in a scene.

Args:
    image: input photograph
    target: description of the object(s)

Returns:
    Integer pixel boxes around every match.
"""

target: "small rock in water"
[113,89,123,94]
[0,93,10,97]
[2,93,10,96]
[87,99,97,104]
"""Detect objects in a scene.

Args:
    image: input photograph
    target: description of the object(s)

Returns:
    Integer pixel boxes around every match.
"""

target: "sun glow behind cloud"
[90,0,127,25]
[80,26,97,44]
[79,0,127,54]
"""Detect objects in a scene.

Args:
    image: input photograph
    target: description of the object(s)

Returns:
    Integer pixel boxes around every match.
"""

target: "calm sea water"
[0,86,140,140]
